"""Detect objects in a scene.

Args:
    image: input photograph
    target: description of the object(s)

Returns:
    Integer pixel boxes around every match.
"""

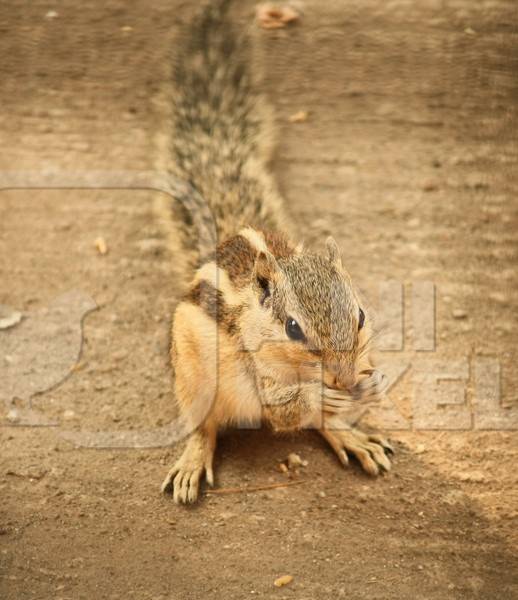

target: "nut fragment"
[274,574,293,587]
[288,110,308,123]
[94,237,108,255]
[256,3,300,29]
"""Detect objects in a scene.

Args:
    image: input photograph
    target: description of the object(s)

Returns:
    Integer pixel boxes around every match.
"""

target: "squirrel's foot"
[161,427,216,504]
[319,426,393,476]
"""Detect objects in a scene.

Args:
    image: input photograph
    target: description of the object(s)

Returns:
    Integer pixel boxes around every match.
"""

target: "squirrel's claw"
[353,369,389,402]
[162,465,204,505]
[367,432,395,456]
[161,470,176,495]
[323,388,354,402]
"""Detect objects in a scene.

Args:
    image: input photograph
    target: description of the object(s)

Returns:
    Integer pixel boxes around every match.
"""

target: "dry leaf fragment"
[70,361,85,373]
[94,237,108,255]
[256,3,300,29]
[274,575,293,587]
[288,110,308,123]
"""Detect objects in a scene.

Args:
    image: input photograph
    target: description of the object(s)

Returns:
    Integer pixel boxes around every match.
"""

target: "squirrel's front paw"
[352,369,389,403]
[161,430,215,504]
[323,369,388,415]
[320,426,394,476]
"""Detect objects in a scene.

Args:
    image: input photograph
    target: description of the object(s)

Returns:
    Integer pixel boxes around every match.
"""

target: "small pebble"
[0,306,23,330]
[287,452,308,469]
[452,309,467,319]
[218,511,236,521]
[135,238,164,256]
[458,471,485,483]
[6,409,20,424]
[489,292,507,304]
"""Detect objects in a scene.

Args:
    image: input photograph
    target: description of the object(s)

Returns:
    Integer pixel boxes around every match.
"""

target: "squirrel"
[157,0,393,504]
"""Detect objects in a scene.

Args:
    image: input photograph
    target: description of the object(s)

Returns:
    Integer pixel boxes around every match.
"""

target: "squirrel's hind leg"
[319,423,393,477]
[161,423,217,504]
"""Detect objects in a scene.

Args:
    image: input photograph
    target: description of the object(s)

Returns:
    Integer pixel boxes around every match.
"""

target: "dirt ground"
[1,0,517,598]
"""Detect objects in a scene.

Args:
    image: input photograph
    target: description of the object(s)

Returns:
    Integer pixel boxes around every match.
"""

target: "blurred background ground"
[0,1,517,598]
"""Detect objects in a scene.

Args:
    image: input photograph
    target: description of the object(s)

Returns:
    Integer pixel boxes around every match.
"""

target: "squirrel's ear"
[254,250,278,283]
[325,236,343,269]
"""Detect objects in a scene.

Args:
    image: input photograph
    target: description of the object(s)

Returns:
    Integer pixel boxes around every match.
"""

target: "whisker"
[357,327,386,357]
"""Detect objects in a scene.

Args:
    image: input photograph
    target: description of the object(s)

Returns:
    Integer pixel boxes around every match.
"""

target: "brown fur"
[214,235,257,288]
[187,280,242,335]
[261,230,297,259]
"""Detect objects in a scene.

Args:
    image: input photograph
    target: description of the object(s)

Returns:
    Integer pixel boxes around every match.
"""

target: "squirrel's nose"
[324,371,356,392]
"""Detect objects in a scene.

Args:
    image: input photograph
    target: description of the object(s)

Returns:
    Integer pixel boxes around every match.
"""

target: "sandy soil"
[1,1,517,598]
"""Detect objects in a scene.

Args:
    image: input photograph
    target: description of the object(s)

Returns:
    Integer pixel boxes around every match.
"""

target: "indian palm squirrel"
[155,0,393,504]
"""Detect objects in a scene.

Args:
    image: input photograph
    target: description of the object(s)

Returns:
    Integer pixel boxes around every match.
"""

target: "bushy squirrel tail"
[155,0,286,279]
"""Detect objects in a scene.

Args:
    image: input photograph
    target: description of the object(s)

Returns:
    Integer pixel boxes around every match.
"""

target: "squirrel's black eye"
[285,317,305,342]
[258,277,270,306]
[358,308,365,331]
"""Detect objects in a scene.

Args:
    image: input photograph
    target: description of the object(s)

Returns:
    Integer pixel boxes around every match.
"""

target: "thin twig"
[6,469,47,481]
[205,479,307,495]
